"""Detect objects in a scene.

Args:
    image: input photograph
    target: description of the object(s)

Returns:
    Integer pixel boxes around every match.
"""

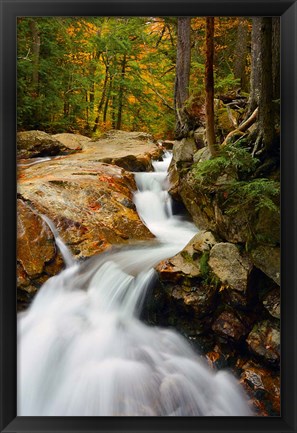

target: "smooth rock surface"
[209,243,253,292]
[17,130,75,159]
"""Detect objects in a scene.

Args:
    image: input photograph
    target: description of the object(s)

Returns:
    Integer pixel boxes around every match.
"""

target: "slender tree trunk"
[103,78,112,123]
[247,18,261,116]
[205,17,218,157]
[174,17,191,139]
[93,62,109,132]
[116,54,127,130]
[257,18,274,151]
[272,17,280,101]
[29,19,40,93]
[111,94,116,129]
[233,18,249,92]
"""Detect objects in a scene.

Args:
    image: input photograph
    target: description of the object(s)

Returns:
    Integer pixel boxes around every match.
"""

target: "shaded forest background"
[17,16,257,139]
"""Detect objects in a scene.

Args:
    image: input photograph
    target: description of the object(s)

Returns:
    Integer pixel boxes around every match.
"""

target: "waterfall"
[18,151,251,416]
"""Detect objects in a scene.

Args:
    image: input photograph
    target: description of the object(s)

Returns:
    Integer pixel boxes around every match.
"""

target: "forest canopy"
[17,16,254,139]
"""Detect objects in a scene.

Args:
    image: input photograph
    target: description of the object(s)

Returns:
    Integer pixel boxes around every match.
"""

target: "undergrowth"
[192,140,280,217]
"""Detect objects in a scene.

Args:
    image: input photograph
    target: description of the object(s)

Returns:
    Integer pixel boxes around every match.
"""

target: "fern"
[193,142,259,187]
[223,179,280,216]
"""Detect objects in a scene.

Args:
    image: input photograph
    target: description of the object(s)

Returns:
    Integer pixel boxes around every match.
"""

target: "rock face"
[17,130,76,159]
[18,157,153,259]
[209,243,253,292]
[17,130,159,306]
[17,199,64,309]
[168,141,280,288]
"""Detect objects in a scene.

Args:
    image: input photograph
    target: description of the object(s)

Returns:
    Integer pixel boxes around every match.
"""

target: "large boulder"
[209,243,253,292]
[87,130,162,172]
[173,137,197,164]
[18,158,153,260]
[52,133,91,150]
[17,199,64,309]
[17,130,76,159]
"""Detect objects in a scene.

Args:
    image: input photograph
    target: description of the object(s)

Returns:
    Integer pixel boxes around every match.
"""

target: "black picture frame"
[1,0,296,432]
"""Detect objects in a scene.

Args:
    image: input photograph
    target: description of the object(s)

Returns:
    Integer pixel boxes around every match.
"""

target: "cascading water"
[18,151,252,416]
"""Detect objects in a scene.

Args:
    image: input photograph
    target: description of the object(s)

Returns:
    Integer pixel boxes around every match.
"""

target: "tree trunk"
[116,53,127,130]
[247,18,261,116]
[174,17,191,139]
[103,78,112,123]
[29,19,40,93]
[233,18,249,92]
[256,18,274,152]
[93,61,109,132]
[272,17,280,101]
[205,17,218,157]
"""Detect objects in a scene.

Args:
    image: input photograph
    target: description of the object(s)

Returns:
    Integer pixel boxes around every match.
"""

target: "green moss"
[199,251,210,278]
[180,250,195,263]
[199,251,221,288]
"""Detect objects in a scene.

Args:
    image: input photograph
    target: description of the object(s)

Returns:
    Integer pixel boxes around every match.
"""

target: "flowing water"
[18,152,251,416]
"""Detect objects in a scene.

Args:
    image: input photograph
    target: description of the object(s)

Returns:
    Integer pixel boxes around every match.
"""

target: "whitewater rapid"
[18,152,251,416]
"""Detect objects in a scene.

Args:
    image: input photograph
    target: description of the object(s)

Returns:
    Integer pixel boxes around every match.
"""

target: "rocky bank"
[145,137,280,416]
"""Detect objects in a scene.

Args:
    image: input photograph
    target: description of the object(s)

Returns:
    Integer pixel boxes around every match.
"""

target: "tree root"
[222,107,258,147]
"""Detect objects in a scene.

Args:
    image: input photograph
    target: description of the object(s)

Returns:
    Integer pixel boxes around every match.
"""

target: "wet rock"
[171,283,218,319]
[17,130,75,159]
[262,287,280,319]
[168,161,181,201]
[239,361,280,416]
[156,255,200,283]
[17,199,64,307]
[111,154,153,172]
[17,199,56,277]
[205,350,228,370]
[160,140,174,150]
[191,230,218,253]
[212,310,248,341]
[18,159,153,259]
[246,320,280,365]
[150,233,219,334]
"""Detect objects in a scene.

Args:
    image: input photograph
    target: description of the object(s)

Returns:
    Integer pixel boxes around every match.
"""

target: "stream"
[18,152,251,416]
